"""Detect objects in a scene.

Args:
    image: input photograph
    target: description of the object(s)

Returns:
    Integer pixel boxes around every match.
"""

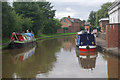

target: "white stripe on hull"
[79,46,96,49]
[79,55,97,58]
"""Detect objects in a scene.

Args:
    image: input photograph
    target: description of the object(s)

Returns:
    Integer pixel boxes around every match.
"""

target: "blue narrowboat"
[75,31,96,52]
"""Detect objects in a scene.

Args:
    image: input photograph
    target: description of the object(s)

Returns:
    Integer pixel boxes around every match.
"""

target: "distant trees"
[87,11,96,27]
[2,1,61,39]
[95,2,112,26]
[87,2,112,28]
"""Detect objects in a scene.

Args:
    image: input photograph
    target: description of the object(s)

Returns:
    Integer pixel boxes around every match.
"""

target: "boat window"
[78,36,80,45]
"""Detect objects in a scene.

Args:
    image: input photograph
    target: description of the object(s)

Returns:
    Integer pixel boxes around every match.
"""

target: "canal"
[2,36,120,78]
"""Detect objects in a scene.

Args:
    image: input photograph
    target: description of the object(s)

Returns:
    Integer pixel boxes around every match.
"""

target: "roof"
[24,33,33,37]
[99,18,109,22]
[84,22,91,26]
[61,17,81,23]
[108,0,120,11]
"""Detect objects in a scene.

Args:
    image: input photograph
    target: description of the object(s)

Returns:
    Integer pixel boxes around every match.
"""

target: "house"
[99,18,109,32]
[84,22,91,30]
[106,0,120,48]
[57,16,84,33]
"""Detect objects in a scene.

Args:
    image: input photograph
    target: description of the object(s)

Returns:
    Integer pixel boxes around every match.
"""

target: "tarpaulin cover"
[24,33,33,37]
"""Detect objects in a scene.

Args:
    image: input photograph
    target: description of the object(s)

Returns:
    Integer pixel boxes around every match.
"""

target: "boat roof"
[77,30,88,35]
[24,33,33,36]
[12,33,33,37]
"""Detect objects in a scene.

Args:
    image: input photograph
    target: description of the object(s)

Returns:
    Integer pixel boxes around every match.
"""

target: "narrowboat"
[9,32,36,48]
[75,30,96,52]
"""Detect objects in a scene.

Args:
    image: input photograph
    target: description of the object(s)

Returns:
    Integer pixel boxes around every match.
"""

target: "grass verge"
[36,32,76,40]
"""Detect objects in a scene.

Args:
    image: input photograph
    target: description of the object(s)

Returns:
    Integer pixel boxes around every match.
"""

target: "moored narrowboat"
[9,32,36,48]
[75,30,96,52]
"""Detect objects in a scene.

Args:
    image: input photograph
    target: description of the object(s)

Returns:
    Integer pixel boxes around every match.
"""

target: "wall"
[109,4,120,23]
[61,18,72,28]
[57,29,64,33]
[99,20,109,31]
[72,23,80,32]
[106,23,120,48]
[119,6,120,23]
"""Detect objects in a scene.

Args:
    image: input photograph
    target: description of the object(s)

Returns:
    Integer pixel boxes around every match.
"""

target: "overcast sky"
[8,0,115,20]
[47,0,115,20]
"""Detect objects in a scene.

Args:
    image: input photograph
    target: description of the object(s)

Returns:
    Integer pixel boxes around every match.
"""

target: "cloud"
[55,11,76,19]
[50,0,115,20]
[66,7,73,12]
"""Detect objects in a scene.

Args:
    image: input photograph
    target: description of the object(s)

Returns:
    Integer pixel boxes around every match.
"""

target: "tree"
[88,11,96,27]
[2,2,12,38]
[41,19,61,34]
[13,2,57,35]
[2,2,33,39]
[95,2,112,26]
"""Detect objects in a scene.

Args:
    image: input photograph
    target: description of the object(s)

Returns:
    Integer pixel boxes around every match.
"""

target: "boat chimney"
[68,16,70,19]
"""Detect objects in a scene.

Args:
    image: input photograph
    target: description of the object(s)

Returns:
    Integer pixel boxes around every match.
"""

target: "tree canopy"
[2,1,61,39]
[87,2,112,28]
[87,11,96,27]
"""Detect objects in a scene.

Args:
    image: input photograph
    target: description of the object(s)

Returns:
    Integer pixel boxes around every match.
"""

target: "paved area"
[96,33,120,57]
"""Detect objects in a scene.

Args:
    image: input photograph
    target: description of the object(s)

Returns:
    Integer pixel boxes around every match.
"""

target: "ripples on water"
[2,36,120,78]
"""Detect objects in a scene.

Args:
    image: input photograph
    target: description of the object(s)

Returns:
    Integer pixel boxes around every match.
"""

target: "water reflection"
[2,39,61,78]
[57,37,75,51]
[75,47,98,70]
[11,46,36,64]
[2,36,120,78]
[107,56,120,78]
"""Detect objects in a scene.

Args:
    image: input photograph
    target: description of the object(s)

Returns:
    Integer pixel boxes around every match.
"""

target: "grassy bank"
[1,32,76,49]
[36,32,76,40]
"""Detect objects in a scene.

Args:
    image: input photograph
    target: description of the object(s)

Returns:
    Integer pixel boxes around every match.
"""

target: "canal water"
[2,36,120,78]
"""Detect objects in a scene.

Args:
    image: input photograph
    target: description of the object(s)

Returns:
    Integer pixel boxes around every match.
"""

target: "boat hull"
[78,46,96,52]
[9,40,36,48]
[75,46,97,58]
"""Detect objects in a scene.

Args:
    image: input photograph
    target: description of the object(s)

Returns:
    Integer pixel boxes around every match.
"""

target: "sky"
[47,0,115,20]
[7,0,115,20]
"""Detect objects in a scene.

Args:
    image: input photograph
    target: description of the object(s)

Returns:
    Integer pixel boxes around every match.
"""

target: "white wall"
[109,4,120,23]
[119,4,120,23]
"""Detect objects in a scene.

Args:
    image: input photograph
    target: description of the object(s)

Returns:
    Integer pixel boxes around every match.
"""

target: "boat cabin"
[76,32,96,46]
[10,32,34,41]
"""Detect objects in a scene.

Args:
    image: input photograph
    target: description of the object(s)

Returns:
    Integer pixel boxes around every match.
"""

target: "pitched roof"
[61,17,81,23]
[84,22,91,26]
[108,0,120,11]
[99,18,109,22]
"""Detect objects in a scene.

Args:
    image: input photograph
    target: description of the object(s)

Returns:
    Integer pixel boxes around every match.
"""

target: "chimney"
[68,16,70,19]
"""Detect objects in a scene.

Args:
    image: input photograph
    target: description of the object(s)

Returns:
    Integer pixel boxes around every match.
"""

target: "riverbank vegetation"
[2,1,61,42]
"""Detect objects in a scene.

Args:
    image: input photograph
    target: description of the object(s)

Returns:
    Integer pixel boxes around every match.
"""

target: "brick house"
[99,18,109,32]
[106,0,120,48]
[57,16,84,33]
